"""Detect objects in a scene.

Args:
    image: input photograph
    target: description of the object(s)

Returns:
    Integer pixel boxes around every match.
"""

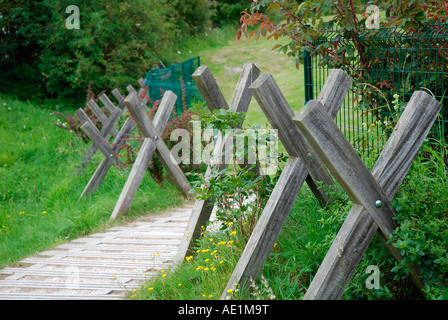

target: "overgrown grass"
[0,96,185,268]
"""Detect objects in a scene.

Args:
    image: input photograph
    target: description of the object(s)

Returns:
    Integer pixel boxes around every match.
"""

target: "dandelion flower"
[148,287,154,291]
[186,256,193,261]
[227,289,233,293]
[229,231,237,236]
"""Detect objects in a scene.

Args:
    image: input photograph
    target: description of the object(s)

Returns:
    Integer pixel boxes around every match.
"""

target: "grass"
[0,96,185,268]
[180,25,305,126]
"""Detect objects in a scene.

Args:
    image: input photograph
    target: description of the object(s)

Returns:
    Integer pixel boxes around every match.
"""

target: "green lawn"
[179,28,305,126]
[0,96,185,268]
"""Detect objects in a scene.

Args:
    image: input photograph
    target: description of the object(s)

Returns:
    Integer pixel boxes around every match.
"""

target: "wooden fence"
[74,79,192,221]
[73,64,441,300]
[218,68,441,300]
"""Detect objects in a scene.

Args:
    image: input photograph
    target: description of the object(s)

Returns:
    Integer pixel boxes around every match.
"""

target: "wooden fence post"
[174,63,260,264]
[74,82,148,176]
[76,83,152,195]
[293,90,441,299]
[79,117,135,197]
[221,70,352,299]
[110,91,192,220]
[78,120,125,168]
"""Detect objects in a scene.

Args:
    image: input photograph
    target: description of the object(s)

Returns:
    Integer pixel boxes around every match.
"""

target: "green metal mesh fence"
[305,20,448,161]
[145,57,203,114]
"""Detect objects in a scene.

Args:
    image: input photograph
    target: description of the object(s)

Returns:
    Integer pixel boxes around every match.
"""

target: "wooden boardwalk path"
[0,204,195,300]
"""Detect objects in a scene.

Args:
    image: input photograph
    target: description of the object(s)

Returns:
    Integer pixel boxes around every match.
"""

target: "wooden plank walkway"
[0,204,196,300]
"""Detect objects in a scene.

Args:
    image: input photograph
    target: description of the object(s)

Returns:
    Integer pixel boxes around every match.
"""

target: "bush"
[0,0,213,108]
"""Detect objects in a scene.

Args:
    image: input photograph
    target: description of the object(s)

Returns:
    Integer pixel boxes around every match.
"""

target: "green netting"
[145,56,202,114]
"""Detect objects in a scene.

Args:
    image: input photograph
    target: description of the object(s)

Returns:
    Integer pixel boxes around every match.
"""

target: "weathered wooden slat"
[221,70,352,299]
[74,93,125,175]
[80,118,135,197]
[175,63,260,264]
[112,88,125,106]
[109,91,182,220]
[192,66,229,111]
[221,156,308,299]
[74,108,109,175]
[247,73,337,205]
[294,100,398,240]
[125,92,192,197]
[86,99,120,137]
[79,121,125,168]
[99,93,119,113]
[296,91,441,299]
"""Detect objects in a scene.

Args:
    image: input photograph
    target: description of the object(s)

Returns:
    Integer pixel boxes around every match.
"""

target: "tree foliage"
[238,0,448,71]
[0,0,212,107]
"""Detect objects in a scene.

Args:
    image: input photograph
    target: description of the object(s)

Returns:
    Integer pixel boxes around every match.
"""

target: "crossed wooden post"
[109,90,192,220]
[174,63,261,264]
[74,80,149,176]
[74,92,125,176]
[293,90,441,299]
[221,70,353,299]
[76,84,151,197]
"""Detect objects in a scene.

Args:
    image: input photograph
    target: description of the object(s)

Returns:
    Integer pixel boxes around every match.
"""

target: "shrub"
[0,0,214,108]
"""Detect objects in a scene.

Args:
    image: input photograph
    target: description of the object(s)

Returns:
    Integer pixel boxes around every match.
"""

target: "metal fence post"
[303,48,313,105]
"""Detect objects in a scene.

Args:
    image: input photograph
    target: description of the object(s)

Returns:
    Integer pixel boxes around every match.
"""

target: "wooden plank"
[192,66,229,111]
[79,121,125,168]
[74,98,124,175]
[221,70,352,299]
[109,91,179,220]
[175,64,260,264]
[86,99,120,137]
[294,100,398,240]
[124,92,192,197]
[298,91,441,299]
[112,88,125,106]
[315,69,353,119]
[99,93,119,113]
[249,73,341,205]
[80,118,135,197]
[221,156,308,299]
